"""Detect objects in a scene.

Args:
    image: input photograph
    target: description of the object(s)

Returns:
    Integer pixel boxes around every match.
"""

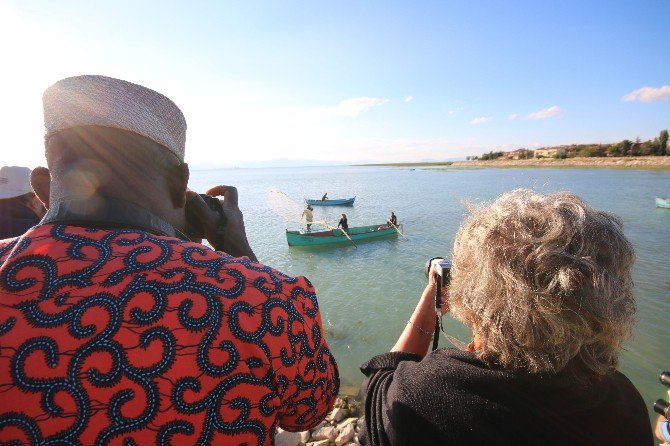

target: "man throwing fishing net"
[0,75,339,446]
[302,204,314,231]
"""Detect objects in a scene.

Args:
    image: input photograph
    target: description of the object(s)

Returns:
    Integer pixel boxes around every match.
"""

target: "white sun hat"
[0,166,33,199]
[43,75,187,161]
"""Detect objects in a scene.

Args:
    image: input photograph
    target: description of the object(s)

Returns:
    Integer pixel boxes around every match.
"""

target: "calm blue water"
[189,165,670,418]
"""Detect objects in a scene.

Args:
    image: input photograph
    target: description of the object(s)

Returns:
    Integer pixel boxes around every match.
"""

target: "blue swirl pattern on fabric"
[0,224,339,445]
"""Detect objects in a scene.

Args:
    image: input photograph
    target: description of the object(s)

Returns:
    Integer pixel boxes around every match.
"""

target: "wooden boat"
[286,224,399,247]
[305,197,355,206]
[656,196,670,209]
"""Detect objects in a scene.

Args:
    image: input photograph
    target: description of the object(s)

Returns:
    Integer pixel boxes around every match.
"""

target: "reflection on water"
[190,165,670,423]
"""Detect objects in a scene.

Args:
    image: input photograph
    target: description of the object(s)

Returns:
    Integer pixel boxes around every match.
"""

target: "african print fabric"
[0,224,339,445]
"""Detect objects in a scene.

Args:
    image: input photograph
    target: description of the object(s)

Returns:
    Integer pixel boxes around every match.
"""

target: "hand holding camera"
[185,185,258,262]
[424,257,452,315]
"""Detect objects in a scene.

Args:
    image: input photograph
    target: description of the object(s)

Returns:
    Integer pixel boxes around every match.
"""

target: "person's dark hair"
[44,126,185,201]
[0,193,34,206]
[45,125,182,175]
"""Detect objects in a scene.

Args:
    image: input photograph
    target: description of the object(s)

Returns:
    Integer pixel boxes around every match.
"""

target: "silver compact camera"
[424,257,452,286]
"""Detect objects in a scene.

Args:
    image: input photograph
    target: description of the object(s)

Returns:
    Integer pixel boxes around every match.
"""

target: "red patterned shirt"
[0,224,339,445]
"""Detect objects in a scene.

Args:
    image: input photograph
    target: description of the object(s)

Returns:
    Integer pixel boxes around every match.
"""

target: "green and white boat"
[286,224,399,247]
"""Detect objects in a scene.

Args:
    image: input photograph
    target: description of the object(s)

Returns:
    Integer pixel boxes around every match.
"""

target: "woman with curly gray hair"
[360,189,653,446]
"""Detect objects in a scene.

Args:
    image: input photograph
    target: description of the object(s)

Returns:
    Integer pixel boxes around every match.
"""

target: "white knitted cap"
[43,75,187,161]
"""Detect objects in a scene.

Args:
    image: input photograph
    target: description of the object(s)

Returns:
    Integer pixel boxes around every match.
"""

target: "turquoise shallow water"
[189,165,670,421]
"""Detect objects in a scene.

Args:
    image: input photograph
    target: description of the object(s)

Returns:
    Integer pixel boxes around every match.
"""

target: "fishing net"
[266,190,333,230]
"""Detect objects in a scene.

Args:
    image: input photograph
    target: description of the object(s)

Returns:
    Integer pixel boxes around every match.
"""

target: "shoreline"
[356,156,670,170]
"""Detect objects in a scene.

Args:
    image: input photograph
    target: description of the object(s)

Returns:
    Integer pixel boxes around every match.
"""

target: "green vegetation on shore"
[354,158,670,170]
[470,129,669,160]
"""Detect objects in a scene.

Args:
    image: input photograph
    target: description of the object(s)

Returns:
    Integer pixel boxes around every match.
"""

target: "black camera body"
[185,194,227,242]
[654,371,670,418]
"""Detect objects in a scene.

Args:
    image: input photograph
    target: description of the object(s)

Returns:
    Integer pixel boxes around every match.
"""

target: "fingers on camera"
[206,185,239,207]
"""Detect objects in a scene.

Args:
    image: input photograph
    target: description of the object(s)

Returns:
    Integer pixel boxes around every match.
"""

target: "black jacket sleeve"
[359,352,423,446]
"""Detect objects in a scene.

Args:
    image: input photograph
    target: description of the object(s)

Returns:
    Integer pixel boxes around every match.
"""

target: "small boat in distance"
[655,196,670,209]
[286,223,399,247]
[305,197,356,206]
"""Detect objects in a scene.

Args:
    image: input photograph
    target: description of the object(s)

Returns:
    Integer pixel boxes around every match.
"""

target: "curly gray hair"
[449,189,635,382]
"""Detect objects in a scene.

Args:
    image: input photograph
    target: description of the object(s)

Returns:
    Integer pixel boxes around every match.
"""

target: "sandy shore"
[451,156,670,170]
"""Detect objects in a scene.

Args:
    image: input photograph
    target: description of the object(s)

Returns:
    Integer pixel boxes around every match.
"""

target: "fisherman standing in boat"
[322,192,328,201]
[338,213,348,233]
[302,204,314,232]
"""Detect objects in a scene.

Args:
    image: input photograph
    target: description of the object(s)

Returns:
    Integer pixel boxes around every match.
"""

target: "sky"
[0,0,669,168]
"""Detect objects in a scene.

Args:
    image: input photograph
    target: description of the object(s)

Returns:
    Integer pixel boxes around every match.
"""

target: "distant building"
[534,147,558,158]
[503,149,533,159]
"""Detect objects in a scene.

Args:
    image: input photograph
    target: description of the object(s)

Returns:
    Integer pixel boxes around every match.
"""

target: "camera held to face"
[424,257,452,286]
[185,193,227,243]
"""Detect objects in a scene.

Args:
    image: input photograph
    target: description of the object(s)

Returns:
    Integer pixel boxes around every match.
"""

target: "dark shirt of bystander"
[0,195,42,239]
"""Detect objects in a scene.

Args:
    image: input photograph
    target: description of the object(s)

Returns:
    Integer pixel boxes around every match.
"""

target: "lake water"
[189,165,670,421]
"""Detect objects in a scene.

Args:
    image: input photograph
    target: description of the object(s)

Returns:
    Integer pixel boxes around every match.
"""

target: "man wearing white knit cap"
[0,165,45,238]
[0,75,338,446]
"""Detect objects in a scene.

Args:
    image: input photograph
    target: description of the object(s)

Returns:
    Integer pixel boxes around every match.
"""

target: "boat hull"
[305,197,355,206]
[656,196,670,209]
[286,224,398,247]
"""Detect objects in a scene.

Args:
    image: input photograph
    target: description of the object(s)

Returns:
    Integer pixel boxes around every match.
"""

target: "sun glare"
[0,4,81,167]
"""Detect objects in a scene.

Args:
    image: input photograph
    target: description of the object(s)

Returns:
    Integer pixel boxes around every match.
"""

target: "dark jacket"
[360,348,652,446]
[0,198,40,239]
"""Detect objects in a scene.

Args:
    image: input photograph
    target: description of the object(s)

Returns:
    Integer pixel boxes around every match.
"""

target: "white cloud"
[470,116,492,125]
[622,85,670,103]
[404,96,414,103]
[330,96,390,117]
[526,105,562,119]
[508,113,518,121]
[448,107,463,115]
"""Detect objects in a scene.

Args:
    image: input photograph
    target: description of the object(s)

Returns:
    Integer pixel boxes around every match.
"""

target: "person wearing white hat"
[0,165,46,238]
[0,75,338,446]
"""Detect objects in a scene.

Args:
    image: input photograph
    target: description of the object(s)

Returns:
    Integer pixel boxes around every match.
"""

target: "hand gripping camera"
[425,257,452,311]
[185,194,228,247]
[424,257,452,351]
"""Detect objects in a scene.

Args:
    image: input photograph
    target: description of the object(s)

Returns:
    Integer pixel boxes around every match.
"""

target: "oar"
[389,221,405,237]
[314,219,358,248]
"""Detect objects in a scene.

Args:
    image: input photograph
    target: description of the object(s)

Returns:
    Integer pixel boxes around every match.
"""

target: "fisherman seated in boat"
[387,211,398,227]
[338,213,348,233]
[322,192,328,201]
[360,190,653,446]
[0,75,339,446]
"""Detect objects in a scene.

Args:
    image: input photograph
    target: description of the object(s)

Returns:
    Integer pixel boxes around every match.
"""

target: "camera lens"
[660,371,670,386]
[654,399,670,417]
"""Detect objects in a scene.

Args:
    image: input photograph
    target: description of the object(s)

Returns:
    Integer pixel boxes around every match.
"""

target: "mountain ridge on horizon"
[189,156,467,170]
